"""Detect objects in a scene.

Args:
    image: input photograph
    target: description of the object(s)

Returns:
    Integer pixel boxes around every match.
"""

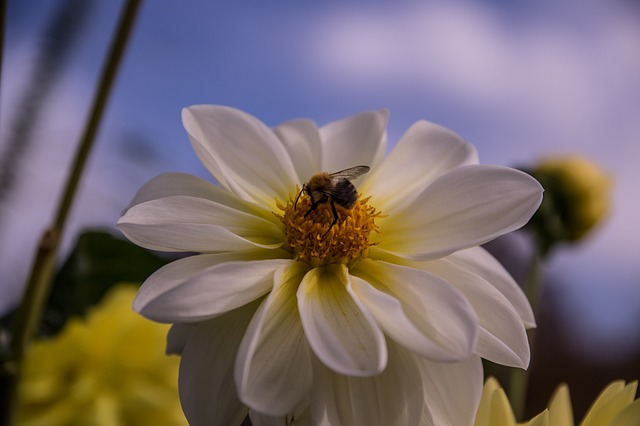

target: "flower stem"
[0,0,5,98]
[508,243,543,421]
[0,1,142,423]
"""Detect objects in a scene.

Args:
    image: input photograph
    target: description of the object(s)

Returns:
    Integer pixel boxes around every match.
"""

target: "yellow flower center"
[276,189,381,267]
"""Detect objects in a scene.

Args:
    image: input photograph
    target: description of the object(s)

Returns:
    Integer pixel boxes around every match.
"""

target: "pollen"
[276,189,381,267]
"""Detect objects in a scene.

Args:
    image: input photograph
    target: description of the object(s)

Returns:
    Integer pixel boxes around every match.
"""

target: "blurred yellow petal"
[610,399,640,426]
[475,377,518,426]
[491,385,518,426]
[475,377,502,426]
[581,381,638,426]
[548,383,574,426]
[92,393,120,426]
[521,410,549,426]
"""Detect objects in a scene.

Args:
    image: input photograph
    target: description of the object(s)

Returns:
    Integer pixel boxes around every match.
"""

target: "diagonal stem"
[508,243,543,421]
[0,0,5,105]
[1,1,142,424]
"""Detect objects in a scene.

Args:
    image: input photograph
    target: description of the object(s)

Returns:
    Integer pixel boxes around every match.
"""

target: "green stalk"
[508,244,543,421]
[0,0,5,97]
[1,1,142,423]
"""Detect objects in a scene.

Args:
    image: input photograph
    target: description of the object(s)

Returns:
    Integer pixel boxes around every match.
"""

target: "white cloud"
[306,0,640,150]
[309,2,514,100]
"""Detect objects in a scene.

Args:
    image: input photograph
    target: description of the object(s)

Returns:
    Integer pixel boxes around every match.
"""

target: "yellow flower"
[475,377,640,426]
[17,284,187,426]
[529,155,612,249]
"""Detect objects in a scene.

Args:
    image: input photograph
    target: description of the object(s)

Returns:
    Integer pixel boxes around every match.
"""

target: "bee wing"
[329,165,370,181]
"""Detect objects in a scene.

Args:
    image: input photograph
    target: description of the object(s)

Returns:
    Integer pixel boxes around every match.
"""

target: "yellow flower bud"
[527,155,612,253]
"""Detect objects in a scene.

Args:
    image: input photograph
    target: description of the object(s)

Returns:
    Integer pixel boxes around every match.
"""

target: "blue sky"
[2,0,640,357]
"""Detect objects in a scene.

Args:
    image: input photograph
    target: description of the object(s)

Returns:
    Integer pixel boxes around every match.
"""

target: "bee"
[295,165,370,233]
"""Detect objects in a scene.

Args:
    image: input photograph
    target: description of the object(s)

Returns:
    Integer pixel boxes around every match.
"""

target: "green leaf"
[39,229,169,336]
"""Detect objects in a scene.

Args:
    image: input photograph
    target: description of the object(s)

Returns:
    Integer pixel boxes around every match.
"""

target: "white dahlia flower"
[117,106,543,426]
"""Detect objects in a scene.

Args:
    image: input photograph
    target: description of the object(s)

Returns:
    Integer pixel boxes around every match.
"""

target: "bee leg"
[322,199,339,237]
[294,186,305,210]
[329,199,339,229]
[304,200,322,217]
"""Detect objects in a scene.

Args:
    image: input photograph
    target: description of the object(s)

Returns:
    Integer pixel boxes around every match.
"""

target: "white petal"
[118,195,283,252]
[378,165,543,260]
[319,110,389,174]
[272,119,322,185]
[418,354,483,426]
[249,400,314,426]
[235,262,312,416]
[312,341,424,426]
[182,105,298,207]
[178,302,257,426]
[133,254,292,322]
[124,172,279,225]
[125,172,235,209]
[447,247,536,327]
[419,257,530,368]
[350,259,478,361]
[297,264,387,376]
[166,323,198,355]
[135,252,249,317]
[348,275,460,363]
[362,120,478,215]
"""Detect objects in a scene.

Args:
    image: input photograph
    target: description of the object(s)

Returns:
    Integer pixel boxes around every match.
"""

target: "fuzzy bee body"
[295,165,370,233]
[330,178,360,210]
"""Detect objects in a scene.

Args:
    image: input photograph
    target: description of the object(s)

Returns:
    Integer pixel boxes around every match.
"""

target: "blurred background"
[1,0,639,420]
